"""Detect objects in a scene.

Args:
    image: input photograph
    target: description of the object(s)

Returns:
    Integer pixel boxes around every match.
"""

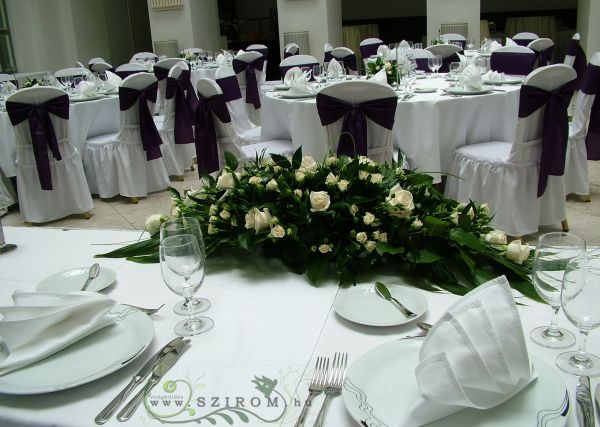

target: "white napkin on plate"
[397,276,535,427]
[398,40,410,49]
[327,58,343,78]
[75,80,97,97]
[377,44,389,57]
[370,68,388,85]
[284,67,302,87]
[0,290,116,376]
[505,37,518,47]
[1,81,16,93]
[143,60,154,71]
[287,70,314,96]
[216,53,225,66]
[456,53,468,72]
[458,64,483,91]
[484,70,506,83]
[489,40,503,52]
[235,49,245,57]
[103,70,122,92]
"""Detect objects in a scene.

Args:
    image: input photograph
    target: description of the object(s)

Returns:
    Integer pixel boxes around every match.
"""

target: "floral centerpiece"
[366,55,414,86]
[179,51,196,62]
[97,149,537,300]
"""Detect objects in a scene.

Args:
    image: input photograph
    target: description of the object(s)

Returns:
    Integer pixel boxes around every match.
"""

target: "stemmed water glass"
[160,217,211,315]
[556,252,600,375]
[474,56,489,74]
[427,56,441,77]
[312,64,325,88]
[531,232,585,348]
[61,75,73,92]
[159,234,213,336]
[466,37,475,51]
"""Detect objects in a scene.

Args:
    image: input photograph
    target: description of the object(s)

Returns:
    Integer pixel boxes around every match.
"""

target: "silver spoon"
[81,263,100,291]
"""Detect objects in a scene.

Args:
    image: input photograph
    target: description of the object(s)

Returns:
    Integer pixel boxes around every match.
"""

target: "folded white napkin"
[505,37,518,47]
[489,40,503,52]
[324,42,333,52]
[370,68,388,85]
[484,70,506,83]
[75,80,97,97]
[456,53,468,72]
[143,60,154,72]
[287,70,314,96]
[377,44,390,57]
[458,64,483,91]
[0,291,116,376]
[216,53,225,66]
[235,49,245,57]
[397,276,535,427]
[104,70,122,92]
[284,67,302,87]
[327,58,343,78]
[399,40,410,49]
[1,81,16,93]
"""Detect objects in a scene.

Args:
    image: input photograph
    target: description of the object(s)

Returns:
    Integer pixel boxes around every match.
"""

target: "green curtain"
[505,16,557,43]
[342,24,379,74]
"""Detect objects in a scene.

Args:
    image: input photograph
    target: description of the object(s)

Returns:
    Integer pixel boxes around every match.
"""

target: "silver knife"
[576,376,595,427]
[117,340,188,421]
[94,336,184,424]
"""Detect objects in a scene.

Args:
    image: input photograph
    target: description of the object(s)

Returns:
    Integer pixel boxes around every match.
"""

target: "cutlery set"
[576,376,600,427]
[95,337,188,424]
[295,352,348,427]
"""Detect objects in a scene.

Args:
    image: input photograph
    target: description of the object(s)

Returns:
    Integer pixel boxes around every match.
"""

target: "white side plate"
[37,267,117,293]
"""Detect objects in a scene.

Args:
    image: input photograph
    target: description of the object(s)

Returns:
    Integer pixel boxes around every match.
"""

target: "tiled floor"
[3,162,600,244]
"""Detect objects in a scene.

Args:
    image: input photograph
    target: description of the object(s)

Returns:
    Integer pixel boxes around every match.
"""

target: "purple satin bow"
[581,64,600,160]
[194,93,232,174]
[216,75,243,102]
[360,42,383,58]
[514,38,536,47]
[232,57,264,109]
[153,65,170,81]
[518,80,576,197]
[334,54,358,72]
[566,39,588,89]
[316,93,397,157]
[6,94,70,190]
[490,52,536,75]
[166,76,195,145]
[119,82,163,161]
[535,46,554,67]
[324,51,334,63]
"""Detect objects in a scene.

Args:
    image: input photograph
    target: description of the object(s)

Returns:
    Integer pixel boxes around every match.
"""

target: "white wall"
[189,0,222,50]
[146,0,194,52]
[70,0,111,64]
[426,0,479,46]
[577,0,600,56]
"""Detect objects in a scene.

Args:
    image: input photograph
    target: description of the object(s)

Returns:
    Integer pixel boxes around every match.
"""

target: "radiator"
[150,0,183,11]
[283,31,309,55]
[440,23,469,38]
[153,40,179,58]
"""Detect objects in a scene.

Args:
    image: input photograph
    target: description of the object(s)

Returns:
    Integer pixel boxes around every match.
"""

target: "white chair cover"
[82,73,170,198]
[331,47,358,75]
[0,170,15,212]
[445,64,576,236]
[564,33,581,67]
[196,78,293,169]
[528,38,554,67]
[214,65,260,145]
[115,63,147,73]
[317,81,397,164]
[54,67,91,79]
[441,33,466,42]
[130,52,157,63]
[246,43,268,83]
[0,73,15,82]
[154,58,184,115]
[90,62,113,73]
[7,87,93,223]
[88,57,106,67]
[182,48,202,55]
[564,52,600,196]
[513,32,539,41]
[233,51,264,126]
[158,63,196,176]
[425,44,462,58]
[284,43,299,57]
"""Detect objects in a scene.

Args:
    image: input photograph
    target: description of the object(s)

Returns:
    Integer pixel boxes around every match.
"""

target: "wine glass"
[433,55,442,75]
[556,252,600,375]
[159,234,213,336]
[61,75,73,92]
[449,62,461,83]
[466,37,475,51]
[312,64,324,87]
[160,217,211,315]
[531,232,585,348]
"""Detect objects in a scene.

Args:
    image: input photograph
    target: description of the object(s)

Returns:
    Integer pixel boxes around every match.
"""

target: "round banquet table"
[0,95,120,178]
[260,76,521,182]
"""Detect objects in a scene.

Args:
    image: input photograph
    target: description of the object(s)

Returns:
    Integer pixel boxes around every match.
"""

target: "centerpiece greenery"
[97,149,538,301]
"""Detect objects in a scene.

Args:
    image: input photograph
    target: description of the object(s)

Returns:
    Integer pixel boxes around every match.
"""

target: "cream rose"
[359,171,370,180]
[216,171,239,190]
[220,210,231,220]
[325,156,337,166]
[248,176,261,185]
[356,232,368,243]
[480,202,490,217]
[299,156,318,173]
[310,191,331,212]
[365,240,377,253]
[325,172,339,186]
[209,204,218,215]
[387,186,415,217]
[294,189,303,198]
[349,204,359,215]
[370,173,384,184]
[244,207,273,233]
[337,180,349,191]
[295,171,305,182]
[270,225,285,238]
[266,179,278,191]
[377,232,388,242]
[363,212,375,226]
[318,244,332,254]
[506,240,531,264]
[484,230,507,245]
[207,223,218,235]
[144,214,167,235]
[412,219,423,229]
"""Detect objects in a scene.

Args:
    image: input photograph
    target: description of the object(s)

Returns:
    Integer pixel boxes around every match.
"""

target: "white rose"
[365,240,377,253]
[266,179,278,191]
[220,210,231,220]
[450,211,459,224]
[325,156,337,166]
[318,244,332,254]
[384,62,392,70]
[506,240,531,264]
[412,219,423,229]
[144,214,166,235]
[249,176,261,185]
[359,171,370,180]
[294,189,303,198]
[349,204,358,215]
[209,215,219,223]
[273,165,282,173]
[295,171,305,182]
[207,223,218,235]
[337,180,349,191]
[356,232,368,243]
[270,225,285,238]
[299,156,318,173]
[262,157,275,167]
[480,202,490,216]
[370,173,384,184]
[395,167,404,175]
[377,232,388,242]
[209,204,218,215]
[387,188,414,217]
[363,212,375,226]
[216,171,236,190]
[484,230,507,245]
[325,172,339,186]
[171,207,180,218]
[309,191,331,212]
[244,207,273,233]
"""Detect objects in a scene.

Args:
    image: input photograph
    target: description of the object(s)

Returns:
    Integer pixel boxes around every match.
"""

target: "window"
[0,0,16,73]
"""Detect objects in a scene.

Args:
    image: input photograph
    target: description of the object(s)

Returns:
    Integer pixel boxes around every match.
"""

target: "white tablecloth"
[0,96,120,178]
[0,226,592,427]
[190,68,218,91]
[261,77,520,182]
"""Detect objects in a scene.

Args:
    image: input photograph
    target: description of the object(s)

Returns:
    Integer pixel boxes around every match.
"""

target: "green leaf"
[376,242,405,255]
[216,413,234,424]
[448,228,486,252]
[292,146,303,169]
[305,255,327,284]
[95,237,159,259]
[238,231,253,250]
[230,409,250,423]
[224,151,239,171]
[168,187,181,200]
[125,254,159,263]
[270,154,291,169]
[205,417,217,425]
[417,249,443,263]
[423,216,449,236]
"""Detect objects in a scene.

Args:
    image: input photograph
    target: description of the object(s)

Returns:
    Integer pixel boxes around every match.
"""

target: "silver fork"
[122,303,165,316]
[313,353,348,427]
[294,357,328,427]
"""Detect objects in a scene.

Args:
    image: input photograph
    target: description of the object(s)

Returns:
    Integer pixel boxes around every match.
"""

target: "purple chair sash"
[153,66,170,81]
[566,39,587,89]
[166,76,195,145]
[6,94,69,190]
[514,38,536,47]
[324,51,334,63]
[247,47,268,60]
[518,80,576,196]
[581,64,600,160]
[334,54,358,72]
[232,57,264,109]
[119,82,163,161]
[440,53,461,73]
[490,52,536,75]
[279,62,319,79]
[535,46,554,67]
[114,69,147,79]
[179,68,200,111]
[194,93,232,174]
[414,58,430,72]
[216,75,243,102]
[316,93,397,157]
[360,42,383,58]
[283,49,299,59]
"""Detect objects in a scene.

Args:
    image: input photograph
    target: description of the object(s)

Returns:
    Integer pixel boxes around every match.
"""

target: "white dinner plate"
[333,283,427,326]
[483,77,523,85]
[0,305,153,394]
[70,94,105,102]
[444,87,492,95]
[416,74,426,79]
[279,92,317,99]
[413,87,437,93]
[273,84,291,91]
[342,340,569,427]
[37,266,117,293]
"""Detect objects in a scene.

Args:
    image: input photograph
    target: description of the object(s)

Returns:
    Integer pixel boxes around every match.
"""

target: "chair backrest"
[120,73,158,128]
[528,38,554,67]
[233,51,264,87]
[130,51,158,63]
[331,47,358,75]
[490,46,536,75]
[247,44,268,55]
[284,43,300,58]
[425,44,462,58]
[360,38,384,58]
[88,57,106,66]
[512,32,539,47]
[324,42,333,62]
[0,73,15,82]
[154,58,186,111]
[317,81,397,163]
[401,48,434,71]
[279,54,319,78]
[441,33,466,49]
[55,67,91,79]
[214,65,251,132]
[572,52,600,140]
[564,33,581,67]
[114,63,148,79]
[91,62,113,73]
[161,64,183,131]
[183,48,202,55]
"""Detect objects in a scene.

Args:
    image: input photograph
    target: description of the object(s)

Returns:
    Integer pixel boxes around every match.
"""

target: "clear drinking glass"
[160,217,211,315]
[466,37,475,50]
[556,252,600,375]
[159,234,213,336]
[312,64,324,87]
[531,232,585,348]
[449,62,461,82]
[61,75,73,92]
[474,56,489,74]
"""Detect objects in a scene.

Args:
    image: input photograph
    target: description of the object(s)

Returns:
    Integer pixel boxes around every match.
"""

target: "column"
[577,0,600,56]
[426,0,480,47]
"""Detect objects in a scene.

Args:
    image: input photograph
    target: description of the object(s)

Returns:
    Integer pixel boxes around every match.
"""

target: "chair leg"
[561,219,570,232]
[176,175,185,182]
[578,194,591,202]
[130,197,139,204]
[81,211,91,220]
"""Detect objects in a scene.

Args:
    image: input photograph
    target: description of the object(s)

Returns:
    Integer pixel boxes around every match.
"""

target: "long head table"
[0,226,593,426]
